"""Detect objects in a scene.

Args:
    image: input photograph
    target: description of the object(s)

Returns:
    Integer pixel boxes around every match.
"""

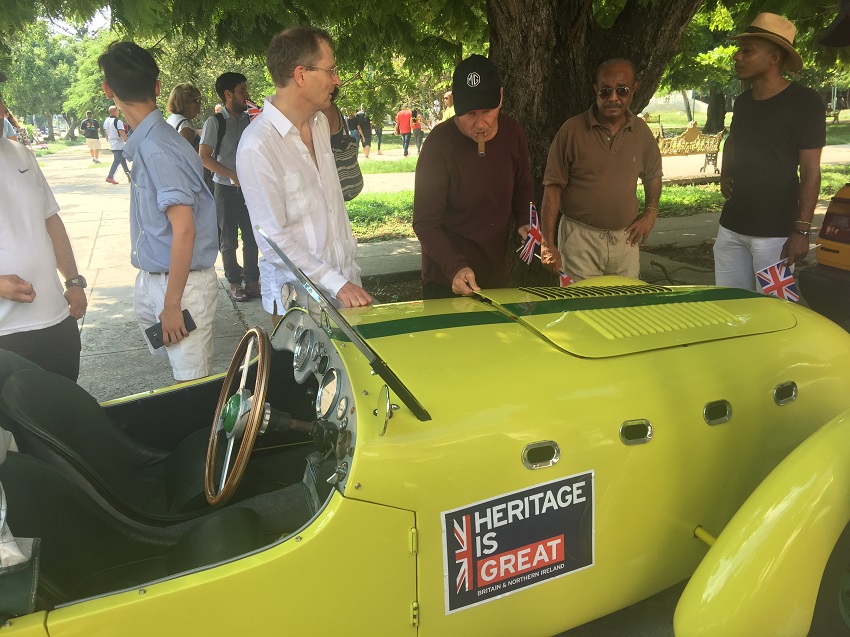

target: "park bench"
[641,113,664,138]
[826,108,840,123]
[657,127,723,174]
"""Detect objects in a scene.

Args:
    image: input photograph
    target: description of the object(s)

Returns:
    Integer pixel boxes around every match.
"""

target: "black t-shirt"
[721,82,825,237]
[79,118,101,139]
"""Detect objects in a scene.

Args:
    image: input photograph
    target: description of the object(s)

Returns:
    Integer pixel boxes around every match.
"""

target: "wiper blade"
[255,226,431,422]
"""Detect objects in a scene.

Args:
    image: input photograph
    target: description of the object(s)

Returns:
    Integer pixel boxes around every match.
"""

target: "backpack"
[173,113,225,194]
[205,112,226,194]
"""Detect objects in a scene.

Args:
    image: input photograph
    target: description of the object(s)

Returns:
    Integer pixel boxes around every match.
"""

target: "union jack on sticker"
[756,261,799,302]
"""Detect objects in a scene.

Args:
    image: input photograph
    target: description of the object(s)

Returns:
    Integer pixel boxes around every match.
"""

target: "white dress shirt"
[237,94,361,313]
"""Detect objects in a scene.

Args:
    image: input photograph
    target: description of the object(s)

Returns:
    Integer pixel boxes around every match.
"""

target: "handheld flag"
[756,261,799,302]
[246,99,263,122]
[559,271,574,287]
[519,202,542,265]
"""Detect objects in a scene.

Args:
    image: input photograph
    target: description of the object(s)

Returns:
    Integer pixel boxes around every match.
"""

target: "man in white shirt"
[0,80,87,381]
[103,105,130,184]
[237,25,372,324]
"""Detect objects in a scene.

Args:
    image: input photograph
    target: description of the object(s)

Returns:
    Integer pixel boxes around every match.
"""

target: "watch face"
[66,276,87,289]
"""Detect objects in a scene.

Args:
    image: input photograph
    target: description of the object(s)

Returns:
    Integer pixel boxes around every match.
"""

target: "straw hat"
[729,13,803,73]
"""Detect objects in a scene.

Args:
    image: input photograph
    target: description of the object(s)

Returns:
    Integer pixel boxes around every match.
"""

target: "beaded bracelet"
[794,229,812,236]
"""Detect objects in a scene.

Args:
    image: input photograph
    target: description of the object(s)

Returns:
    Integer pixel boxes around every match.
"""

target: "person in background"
[99,41,219,381]
[373,113,384,155]
[441,90,455,121]
[2,105,17,140]
[79,110,101,161]
[103,104,130,184]
[356,105,371,158]
[200,72,260,303]
[322,87,364,200]
[411,108,424,153]
[166,83,203,151]
[395,105,412,157]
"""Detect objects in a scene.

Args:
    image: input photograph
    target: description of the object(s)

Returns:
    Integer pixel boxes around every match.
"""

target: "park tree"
[3,21,80,140]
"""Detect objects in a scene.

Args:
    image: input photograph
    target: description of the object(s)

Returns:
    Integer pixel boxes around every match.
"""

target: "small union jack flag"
[756,261,799,302]
[559,271,574,287]
[245,99,262,122]
[453,515,473,593]
[519,202,542,265]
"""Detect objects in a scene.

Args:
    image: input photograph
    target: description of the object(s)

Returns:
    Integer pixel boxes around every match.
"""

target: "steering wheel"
[205,326,271,506]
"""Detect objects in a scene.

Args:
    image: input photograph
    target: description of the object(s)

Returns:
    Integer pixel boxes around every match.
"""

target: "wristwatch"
[64,275,87,289]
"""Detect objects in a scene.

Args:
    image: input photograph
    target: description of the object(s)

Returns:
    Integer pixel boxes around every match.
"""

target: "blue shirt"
[123,109,218,272]
[3,118,15,139]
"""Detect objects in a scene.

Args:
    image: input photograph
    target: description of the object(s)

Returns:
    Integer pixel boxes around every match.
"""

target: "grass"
[33,138,85,157]
[825,122,850,146]
[347,191,414,241]
[820,164,850,197]
[359,157,418,174]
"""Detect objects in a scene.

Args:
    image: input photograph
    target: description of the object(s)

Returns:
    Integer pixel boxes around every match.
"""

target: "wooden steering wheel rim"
[205,326,271,506]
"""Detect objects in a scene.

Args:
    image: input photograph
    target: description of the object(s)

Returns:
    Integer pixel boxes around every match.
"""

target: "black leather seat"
[0,368,211,523]
[0,451,265,607]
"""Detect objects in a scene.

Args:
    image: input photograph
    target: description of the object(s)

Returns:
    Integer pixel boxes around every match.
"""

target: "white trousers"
[713,225,788,291]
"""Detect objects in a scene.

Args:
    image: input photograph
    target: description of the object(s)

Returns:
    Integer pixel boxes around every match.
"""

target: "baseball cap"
[452,55,502,117]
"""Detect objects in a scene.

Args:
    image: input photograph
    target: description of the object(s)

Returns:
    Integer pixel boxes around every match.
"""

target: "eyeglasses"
[597,86,631,98]
[303,64,340,78]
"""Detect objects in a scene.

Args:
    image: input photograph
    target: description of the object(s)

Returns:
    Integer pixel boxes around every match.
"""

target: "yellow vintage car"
[2,267,850,636]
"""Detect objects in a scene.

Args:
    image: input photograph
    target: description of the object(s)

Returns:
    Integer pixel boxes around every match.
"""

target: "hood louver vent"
[518,285,672,300]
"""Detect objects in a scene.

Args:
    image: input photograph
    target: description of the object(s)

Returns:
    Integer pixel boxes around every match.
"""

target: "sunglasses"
[597,86,631,98]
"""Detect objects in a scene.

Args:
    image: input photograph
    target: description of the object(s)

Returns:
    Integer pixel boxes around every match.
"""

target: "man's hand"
[781,233,811,267]
[540,242,562,274]
[451,267,480,296]
[230,171,241,188]
[337,282,373,308]
[625,210,657,247]
[0,275,36,303]
[517,224,530,242]
[159,305,189,347]
[64,286,87,320]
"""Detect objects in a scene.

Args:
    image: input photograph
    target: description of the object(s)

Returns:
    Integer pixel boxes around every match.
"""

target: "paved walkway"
[35,143,847,400]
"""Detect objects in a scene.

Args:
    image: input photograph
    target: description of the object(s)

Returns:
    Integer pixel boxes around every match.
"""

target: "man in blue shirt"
[98,41,219,381]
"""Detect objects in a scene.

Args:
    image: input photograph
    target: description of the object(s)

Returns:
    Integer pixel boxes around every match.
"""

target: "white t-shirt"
[103,115,126,151]
[166,112,194,133]
[0,138,68,336]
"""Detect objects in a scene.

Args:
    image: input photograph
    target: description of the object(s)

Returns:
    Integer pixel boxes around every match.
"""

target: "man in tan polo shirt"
[540,58,662,281]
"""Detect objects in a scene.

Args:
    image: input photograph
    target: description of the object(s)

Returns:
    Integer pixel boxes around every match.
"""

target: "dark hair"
[214,72,247,101]
[412,109,419,118]
[596,58,637,85]
[98,41,159,103]
[266,25,333,88]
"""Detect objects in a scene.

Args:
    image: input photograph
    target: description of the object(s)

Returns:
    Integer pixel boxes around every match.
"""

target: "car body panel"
[43,494,415,636]
[334,284,850,634]
[1,612,48,636]
[674,409,850,636]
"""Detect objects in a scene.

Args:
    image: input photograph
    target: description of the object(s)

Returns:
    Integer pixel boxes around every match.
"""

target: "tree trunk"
[681,89,692,122]
[488,0,705,285]
[703,85,726,134]
[45,111,55,142]
[65,114,79,140]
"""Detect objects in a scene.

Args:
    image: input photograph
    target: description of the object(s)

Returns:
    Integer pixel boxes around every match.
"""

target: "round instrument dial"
[316,368,340,418]
[336,395,349,421]
[293,328,315,372]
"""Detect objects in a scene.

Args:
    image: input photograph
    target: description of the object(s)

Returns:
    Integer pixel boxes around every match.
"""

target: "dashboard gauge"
[293,328,315,372]
[316,368,340,418]
[336,395,348,421]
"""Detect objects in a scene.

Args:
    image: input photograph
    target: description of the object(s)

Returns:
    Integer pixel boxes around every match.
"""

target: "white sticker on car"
[441,471,594,613]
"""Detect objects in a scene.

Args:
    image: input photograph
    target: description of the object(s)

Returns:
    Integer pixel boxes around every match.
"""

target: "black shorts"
[0,314,82,381]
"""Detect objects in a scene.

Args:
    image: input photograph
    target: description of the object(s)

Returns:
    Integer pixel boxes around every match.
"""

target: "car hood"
[346,278,795,360]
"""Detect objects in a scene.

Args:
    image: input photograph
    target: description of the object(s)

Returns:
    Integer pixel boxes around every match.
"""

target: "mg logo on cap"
[466,72,481,87]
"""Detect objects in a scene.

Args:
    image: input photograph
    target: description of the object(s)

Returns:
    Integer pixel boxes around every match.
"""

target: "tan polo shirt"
[543,106,662,230]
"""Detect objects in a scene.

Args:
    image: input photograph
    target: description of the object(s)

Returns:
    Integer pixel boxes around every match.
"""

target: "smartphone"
[145,309,197,349]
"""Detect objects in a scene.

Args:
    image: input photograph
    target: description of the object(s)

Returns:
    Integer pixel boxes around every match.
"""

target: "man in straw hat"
[714,13,825,291]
